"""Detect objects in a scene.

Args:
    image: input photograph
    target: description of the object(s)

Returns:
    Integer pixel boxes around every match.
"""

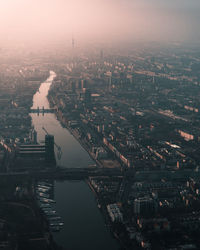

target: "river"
[31,71,119,250]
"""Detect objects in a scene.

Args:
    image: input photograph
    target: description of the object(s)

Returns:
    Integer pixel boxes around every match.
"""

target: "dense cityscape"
[0,42,200,249]
[1,0,200,249]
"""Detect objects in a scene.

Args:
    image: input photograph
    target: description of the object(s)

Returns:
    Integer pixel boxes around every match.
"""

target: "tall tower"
[72,35,75,64]
[107,71,112,91]
[72,36,75,49]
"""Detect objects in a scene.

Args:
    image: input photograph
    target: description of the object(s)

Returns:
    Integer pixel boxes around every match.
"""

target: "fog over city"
[0,0,200,47]
[1,1,200,250]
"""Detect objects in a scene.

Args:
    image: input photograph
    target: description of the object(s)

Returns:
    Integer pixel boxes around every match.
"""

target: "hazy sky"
[0,0,200,47]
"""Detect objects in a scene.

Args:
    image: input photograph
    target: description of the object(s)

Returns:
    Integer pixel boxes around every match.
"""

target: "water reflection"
[32,71,56,109]
[31,71,118,250]
[53,181,118,250]
[31,71,94,168]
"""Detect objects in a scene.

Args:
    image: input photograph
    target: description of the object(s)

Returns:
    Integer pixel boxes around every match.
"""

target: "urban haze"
[0,0,200,250]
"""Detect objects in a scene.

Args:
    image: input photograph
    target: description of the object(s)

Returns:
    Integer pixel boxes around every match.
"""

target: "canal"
[31,71,119,250]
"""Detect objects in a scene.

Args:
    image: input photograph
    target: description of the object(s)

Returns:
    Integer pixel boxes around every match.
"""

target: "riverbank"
[86,177,138,250]
[46,100,127,248]
[50,111,130,249]
[31,71,119,250]
[48,99,121,170]
[60,121,104,168]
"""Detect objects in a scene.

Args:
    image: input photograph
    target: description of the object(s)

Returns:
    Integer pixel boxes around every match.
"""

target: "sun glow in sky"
[0,0,199,46]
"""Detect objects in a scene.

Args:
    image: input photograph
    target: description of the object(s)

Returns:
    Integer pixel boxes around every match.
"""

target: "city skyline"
[0,1,200,249]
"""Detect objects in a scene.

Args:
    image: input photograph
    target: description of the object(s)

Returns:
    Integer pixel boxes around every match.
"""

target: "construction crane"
[42,127,62,160]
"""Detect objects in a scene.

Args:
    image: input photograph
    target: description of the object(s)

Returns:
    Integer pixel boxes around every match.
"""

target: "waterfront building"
[107,203,123,223]
[45,134,55,163]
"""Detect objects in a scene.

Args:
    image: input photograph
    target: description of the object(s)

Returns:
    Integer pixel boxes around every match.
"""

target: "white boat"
[37,187,50,193]
[37,192,50,198]
[50,222,64,226]
[37,184,51,190]
[39,198,56,203]
[38,182,53,187]
[44,210,56,216]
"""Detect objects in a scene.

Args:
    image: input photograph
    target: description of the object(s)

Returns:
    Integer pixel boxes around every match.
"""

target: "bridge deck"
[0,167,123,180]
[30,109,55,113]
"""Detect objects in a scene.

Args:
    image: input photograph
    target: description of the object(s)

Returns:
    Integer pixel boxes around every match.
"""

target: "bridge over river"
[1,162,199,182]
[0,167,124,182]
[30,107,56,114]
[28,71,119,250]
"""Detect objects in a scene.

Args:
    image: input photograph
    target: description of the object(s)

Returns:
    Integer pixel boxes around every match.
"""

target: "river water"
[31,71,118,250]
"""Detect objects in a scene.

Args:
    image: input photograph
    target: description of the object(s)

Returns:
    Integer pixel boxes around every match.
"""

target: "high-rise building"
[134,197,156,216]
[45,134,55,163]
